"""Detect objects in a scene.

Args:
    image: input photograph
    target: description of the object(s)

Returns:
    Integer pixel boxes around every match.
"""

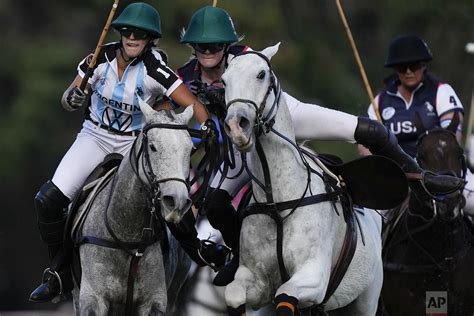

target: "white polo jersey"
[78,42,182,133]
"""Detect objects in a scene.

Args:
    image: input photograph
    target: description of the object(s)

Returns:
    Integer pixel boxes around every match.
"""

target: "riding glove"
[62,87,87,111]
[201,119,219,141]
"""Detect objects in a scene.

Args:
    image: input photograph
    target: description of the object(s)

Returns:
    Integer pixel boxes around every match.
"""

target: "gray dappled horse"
[222,43,383,315]
[381,123,474,315]
[71,99,194,315]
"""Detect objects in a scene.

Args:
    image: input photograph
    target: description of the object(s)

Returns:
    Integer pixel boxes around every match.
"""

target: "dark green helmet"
[181,6,239,44]
[111,2,162,38]
[384,35,432,67]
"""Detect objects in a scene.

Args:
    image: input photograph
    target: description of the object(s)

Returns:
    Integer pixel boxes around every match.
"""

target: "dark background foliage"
[0,0,472,311]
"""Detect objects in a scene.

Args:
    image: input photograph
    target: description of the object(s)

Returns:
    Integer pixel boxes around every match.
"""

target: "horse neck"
[106,144,150,238]
[249,97,320,203]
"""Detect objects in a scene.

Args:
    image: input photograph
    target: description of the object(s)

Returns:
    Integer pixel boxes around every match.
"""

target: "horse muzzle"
[224,109,255,152]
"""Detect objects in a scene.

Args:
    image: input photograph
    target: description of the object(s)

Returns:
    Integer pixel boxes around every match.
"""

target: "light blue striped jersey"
[78,42,181,132]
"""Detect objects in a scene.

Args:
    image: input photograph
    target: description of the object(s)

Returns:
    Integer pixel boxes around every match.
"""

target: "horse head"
[414,115,465,219]
[223,43,281,151]
[138,97,194,223]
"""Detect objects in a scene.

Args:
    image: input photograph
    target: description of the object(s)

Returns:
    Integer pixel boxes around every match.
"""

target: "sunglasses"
[192,43,226,54]
[119,27,149,40]
[395,62,425,73]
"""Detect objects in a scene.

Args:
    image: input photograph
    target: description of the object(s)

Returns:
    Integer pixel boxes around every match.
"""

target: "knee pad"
[35,181,70,245]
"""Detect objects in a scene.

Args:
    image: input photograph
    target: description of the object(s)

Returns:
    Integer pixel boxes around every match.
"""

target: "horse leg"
[137,302,166,316]
[273,260,327,314]
[225,265,255,315]
[78,292,109,316]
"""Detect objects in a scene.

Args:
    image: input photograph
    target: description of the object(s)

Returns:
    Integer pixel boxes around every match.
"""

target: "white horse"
[222,44,383,315]
[72,100,193,315]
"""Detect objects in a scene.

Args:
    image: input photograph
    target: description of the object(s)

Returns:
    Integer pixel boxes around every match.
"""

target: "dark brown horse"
[380,120,474,315]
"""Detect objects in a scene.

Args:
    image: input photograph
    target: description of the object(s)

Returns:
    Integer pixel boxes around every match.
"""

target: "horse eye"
[149,144,157,152]
[257,70,266,80]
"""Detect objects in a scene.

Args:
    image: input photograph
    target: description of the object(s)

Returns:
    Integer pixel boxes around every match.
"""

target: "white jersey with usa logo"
[78,42,182,133]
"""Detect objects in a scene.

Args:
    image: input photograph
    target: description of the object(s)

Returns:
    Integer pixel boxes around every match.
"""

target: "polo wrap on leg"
[275,293,299,316]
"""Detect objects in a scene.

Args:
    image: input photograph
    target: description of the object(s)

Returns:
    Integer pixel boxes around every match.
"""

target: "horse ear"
[136,94,155,121]
[414,111,427,134]
[178,105,194,124]
[446,112,460,134]
[261,42,281,60]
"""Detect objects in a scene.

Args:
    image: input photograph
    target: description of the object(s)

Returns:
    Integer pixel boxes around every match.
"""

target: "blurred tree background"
[0,0,472,311]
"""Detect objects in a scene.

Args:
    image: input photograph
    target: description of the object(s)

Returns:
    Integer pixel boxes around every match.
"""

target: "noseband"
[225,51,282,136]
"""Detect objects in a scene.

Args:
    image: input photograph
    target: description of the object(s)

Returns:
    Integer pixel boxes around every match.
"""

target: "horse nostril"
[239,116,250,130]
[162,195,175,210]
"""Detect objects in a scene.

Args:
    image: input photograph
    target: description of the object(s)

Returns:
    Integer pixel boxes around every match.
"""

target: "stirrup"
[42,268,63,296]
[197,239,232,271]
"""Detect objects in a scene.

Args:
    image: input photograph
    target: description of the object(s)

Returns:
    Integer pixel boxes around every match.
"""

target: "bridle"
[130,122,192,203]
[225,51,282,136]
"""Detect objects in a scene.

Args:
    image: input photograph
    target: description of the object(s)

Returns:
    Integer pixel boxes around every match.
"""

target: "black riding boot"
[205,189,241,286]
[29,181,73,303]
[167,209,230,270]
[355,117,464,199]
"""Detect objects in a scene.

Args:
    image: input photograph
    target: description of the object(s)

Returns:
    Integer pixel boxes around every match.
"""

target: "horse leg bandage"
[275,293,299,316]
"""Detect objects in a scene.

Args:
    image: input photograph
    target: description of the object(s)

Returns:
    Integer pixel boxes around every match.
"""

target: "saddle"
[320,154,409,210]
[64,153,123,286]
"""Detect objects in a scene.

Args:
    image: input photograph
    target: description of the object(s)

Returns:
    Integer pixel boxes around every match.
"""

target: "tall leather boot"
[167,209,230,270]
[355,117,464,199]
[30,181,73,303]
[205,188,241,286]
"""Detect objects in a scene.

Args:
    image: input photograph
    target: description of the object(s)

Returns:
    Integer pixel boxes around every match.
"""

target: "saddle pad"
[327,155,408,210]
[71,167,117,242]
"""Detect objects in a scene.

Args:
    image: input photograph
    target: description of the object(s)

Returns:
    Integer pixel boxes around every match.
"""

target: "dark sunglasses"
[119,27,149,40]
[192,43,226,54]
[395,62,425,73]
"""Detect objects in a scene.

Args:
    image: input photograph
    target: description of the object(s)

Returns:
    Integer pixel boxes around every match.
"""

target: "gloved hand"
[407,171,464,201]
[201,119,219,142]
[188,80,205,96]
[63,87,87,111]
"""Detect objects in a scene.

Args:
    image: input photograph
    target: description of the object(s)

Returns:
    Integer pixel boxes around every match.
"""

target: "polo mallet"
[79,0,120,91]
[334,0,381,122]
[463,42,474,151]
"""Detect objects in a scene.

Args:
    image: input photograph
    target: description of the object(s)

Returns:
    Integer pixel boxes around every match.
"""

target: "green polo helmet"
[111,2,162,38]
[181,6,239,44]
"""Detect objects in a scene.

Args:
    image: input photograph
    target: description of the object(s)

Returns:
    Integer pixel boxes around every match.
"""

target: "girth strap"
[242,191,340,284]
[243,191,340,217]
[79,235,158,250]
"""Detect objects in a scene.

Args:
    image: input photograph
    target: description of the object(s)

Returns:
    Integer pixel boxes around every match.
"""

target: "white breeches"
[52,120,136,200]
[211,92,359,197]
